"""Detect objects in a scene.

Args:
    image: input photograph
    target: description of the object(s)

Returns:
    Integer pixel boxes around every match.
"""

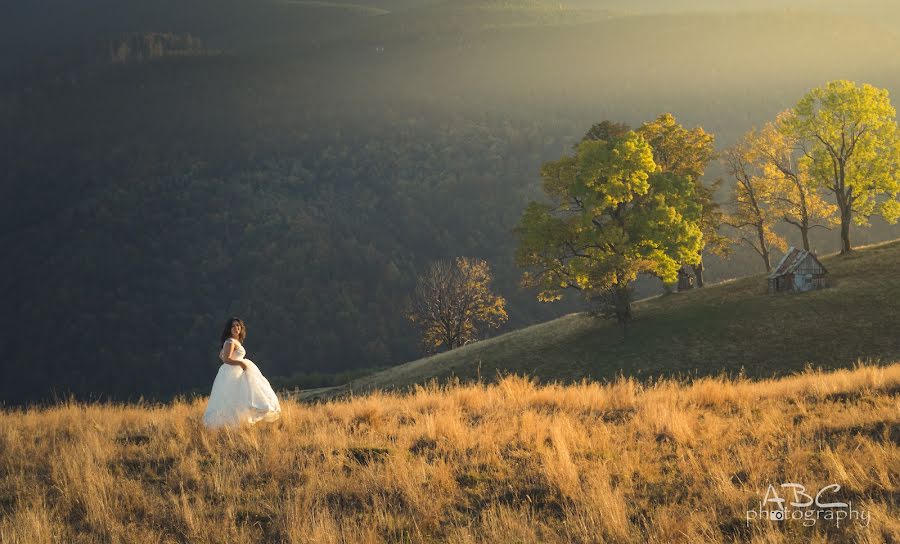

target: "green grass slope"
[296,239,900,401]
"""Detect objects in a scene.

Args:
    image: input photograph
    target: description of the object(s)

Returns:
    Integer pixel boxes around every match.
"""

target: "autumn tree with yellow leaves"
[752,113,838,251]
[722,131,787,272]
[407,257,508,354]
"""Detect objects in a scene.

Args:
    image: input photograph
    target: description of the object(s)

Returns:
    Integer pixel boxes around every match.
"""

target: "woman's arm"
[221,341,247,370]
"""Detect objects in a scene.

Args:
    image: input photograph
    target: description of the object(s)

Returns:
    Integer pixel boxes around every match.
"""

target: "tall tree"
[515,129,703,327]
[752,113,837,251]
[722,132,787,271]
[637,113,727,287]
[782,80,900,254]
[407,257,508,354]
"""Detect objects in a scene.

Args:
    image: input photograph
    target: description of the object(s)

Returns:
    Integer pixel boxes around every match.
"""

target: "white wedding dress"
[203,338,281,429]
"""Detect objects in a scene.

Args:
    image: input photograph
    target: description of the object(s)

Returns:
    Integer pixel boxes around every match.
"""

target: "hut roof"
[768,247,828,279]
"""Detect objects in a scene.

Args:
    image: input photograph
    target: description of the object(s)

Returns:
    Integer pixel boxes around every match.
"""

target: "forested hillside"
[3,1,900,405]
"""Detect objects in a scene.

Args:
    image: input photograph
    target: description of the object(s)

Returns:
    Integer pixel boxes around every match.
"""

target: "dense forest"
[3,0,900,405]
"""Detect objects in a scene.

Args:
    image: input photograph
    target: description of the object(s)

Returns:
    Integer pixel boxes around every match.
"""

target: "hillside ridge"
[294,239,900,401]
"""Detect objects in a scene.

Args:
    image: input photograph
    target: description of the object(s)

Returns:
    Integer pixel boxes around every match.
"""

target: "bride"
[203,317,282,429]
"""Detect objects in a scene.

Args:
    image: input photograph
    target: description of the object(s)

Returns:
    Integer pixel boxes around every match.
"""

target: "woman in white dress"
[203,317,282,429]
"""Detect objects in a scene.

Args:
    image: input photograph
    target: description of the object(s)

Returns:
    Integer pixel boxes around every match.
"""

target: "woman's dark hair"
[220,317,247,344]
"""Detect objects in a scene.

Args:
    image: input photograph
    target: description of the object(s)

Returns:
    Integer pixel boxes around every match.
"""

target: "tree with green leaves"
[580,120,631,146]
[782,80,900,254]
[637,113,727,287]
[515,128,704,327]
[407,257,508,354]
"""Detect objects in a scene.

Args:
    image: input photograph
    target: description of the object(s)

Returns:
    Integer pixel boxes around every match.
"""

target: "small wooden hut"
[767,247,828,293]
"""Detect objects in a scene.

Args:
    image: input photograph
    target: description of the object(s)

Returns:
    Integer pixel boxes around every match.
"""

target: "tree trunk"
[676,268,689,291]
[798,186,811,251]
[799,226,810,251]
[690,259,705,288]
[614,281,632,327]
[836,187,853,254]
[443,327,458,352]
[839,205,852,254]
[757,224,771,272]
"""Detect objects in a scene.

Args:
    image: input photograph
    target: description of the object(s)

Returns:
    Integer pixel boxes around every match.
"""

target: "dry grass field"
[1,362,898,543]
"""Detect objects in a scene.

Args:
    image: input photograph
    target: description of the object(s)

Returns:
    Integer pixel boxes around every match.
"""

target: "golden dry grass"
[1,362,898,543]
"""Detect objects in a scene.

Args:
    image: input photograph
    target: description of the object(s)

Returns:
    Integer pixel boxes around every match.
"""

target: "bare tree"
[407,257,508,354]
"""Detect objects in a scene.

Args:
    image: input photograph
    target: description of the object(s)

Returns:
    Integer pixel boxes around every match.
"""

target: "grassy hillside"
[298,239,900,401]
[1,363,897,542]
